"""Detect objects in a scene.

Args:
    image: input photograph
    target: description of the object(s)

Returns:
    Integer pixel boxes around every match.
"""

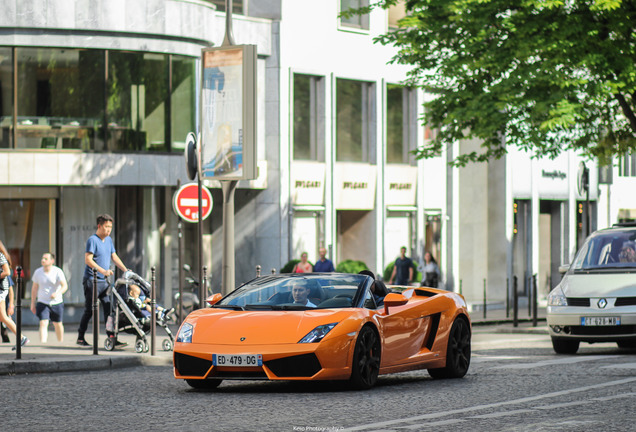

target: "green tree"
[350,0,636,165]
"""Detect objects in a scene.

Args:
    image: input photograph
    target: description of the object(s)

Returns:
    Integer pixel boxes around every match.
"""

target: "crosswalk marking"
[488,355,617,370]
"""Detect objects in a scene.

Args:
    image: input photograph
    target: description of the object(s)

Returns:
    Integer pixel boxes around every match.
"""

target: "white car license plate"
[212,354,263,367]
[581,316,620,326]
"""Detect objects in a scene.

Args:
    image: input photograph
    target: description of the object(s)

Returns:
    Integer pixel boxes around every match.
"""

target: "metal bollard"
[513,275,519,328]
[483,278,487,319]
[271,268,276,275]
[202,266,208,305]
[151,267,156,356]
[256,265,261,277]
[15,266,22,360]
[93,268,99,355]
[506,277,510,318]
[532,274,538,327]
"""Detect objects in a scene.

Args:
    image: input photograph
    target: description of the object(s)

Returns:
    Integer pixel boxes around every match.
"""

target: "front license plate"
[212,354,263,367]
[581,316,620,326]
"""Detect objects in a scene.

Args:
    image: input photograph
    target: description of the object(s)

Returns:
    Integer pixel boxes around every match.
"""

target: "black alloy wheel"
[349,326,381,390]
[428,317,471,379]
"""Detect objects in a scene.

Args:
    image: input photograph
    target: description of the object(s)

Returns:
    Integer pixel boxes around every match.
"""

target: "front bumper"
[173,333,355,382]
[547,304,636,342]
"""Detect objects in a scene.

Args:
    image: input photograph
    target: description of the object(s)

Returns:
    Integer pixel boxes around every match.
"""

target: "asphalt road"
[3,329,636,432]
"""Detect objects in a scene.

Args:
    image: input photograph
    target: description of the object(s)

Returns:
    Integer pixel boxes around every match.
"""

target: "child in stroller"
[105,271,175,353]
[128,284,174,323]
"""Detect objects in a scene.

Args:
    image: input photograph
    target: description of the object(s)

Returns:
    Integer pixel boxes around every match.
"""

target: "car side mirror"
[558,264,570,274]
[206,293,223,306]
[383,292,408,314]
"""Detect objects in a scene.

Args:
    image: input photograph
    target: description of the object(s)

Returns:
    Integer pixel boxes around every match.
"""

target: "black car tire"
[349,326,381,390]
[428,317,471,379]
[617,340,636,349]
[551,336,580,354]
[186,379,222,390]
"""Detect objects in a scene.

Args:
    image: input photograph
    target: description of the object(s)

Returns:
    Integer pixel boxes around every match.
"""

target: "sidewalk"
[0,307,547,376]
[0,325,173,376]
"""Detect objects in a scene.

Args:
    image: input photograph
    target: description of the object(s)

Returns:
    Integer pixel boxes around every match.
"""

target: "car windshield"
[215,274,370,310]
[572,228,636,271]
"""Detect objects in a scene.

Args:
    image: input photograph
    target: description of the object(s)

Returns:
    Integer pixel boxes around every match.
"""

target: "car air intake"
[567,298,590,307]
[615,297,636,307]
[174,352,212,377]
[265,353,322,377]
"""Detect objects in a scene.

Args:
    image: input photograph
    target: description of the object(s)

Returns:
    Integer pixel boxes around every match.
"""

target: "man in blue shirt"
[389,246,413,286]
[77,214,129,347]
[313,247,335,273]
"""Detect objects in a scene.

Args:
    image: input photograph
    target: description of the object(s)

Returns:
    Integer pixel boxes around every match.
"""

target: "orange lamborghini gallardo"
[173,273,471,390]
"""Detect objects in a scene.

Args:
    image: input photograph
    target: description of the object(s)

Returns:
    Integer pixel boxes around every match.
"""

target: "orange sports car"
[173,273,471,390]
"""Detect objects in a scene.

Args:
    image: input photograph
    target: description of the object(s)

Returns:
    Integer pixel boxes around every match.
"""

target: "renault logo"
[598,298,607,309]
[240,337,246,341]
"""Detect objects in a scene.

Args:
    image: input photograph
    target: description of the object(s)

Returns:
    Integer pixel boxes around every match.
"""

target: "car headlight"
[177,322,193,343]
[299,323,338,344]
[547,287,568,306]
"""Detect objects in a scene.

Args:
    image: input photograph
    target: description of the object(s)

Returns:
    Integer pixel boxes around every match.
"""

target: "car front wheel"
[185,379,222,390]
[349,326,381,390]
[551,336,580,354]
[428,317,471,379]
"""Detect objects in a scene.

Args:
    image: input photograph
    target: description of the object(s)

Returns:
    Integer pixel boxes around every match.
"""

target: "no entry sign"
[173,183,213,223]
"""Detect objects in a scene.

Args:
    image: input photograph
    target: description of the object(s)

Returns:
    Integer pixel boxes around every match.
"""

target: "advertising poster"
[201,47,244,179]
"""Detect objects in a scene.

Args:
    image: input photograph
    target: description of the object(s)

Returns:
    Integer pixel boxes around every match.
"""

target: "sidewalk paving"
[1,306,548,376]
[0,326,174,376]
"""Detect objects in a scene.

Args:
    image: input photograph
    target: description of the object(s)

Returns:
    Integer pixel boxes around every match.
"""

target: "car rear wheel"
[428,317,471,379]
[349,326,381,390]
[551,336,580,354]
[185,379,222,390]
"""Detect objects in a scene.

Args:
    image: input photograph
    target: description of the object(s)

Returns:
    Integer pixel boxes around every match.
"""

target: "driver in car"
[292,284,317,307]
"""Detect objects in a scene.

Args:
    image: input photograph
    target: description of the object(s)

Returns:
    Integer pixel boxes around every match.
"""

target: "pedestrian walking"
[389,246,413,286]
[313,247,335,272]
[77,214,129,348]
[292,252,313,273]
[30,252,68,343]
[0,239,29,349]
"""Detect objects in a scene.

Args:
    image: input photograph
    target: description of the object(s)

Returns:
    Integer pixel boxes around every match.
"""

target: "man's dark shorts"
[36,302,64,322]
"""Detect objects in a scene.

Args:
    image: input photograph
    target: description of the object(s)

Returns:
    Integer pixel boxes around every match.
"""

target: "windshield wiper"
[213,304,245,310]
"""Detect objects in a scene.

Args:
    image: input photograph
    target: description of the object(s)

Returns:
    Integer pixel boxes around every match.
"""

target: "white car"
[547,223,636,354]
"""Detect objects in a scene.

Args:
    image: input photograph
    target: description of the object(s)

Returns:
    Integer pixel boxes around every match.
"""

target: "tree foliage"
[363,0,636,165]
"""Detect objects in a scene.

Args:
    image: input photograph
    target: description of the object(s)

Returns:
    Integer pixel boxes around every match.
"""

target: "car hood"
[559,273,636,298]
[190,309,353,345]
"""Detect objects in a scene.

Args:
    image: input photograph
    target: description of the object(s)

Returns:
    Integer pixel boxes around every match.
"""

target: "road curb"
[0,355,172,376]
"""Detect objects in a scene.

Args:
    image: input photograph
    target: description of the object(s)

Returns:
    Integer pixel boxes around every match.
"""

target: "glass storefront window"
[387,84,404,164]
[171,56,196,151]
[0,48,12,148]
[16,48,105,150]
[3,47,195,152]
[336,78,375,162]
[293,73,325,161]
[108,52,168,152]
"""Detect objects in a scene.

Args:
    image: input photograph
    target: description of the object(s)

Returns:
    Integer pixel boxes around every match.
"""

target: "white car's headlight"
[177,322,193,343]
[299,323,338,343]
[547,287,568,306]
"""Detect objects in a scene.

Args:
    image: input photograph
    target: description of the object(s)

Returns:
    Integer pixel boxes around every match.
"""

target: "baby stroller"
[105,270,175,353]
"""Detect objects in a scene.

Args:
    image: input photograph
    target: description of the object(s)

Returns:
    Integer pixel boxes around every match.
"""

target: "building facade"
[2,0,631,322]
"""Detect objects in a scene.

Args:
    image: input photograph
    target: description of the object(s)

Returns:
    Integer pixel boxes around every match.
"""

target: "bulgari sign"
[384,165,417,206]
[291,162,325,206]
[334,163,377,210]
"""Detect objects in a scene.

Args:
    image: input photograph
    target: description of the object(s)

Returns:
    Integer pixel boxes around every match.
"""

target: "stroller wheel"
[143,340,149,353]
[162,338,173,351]
[135,339,145,353]
[104,337,115,351]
